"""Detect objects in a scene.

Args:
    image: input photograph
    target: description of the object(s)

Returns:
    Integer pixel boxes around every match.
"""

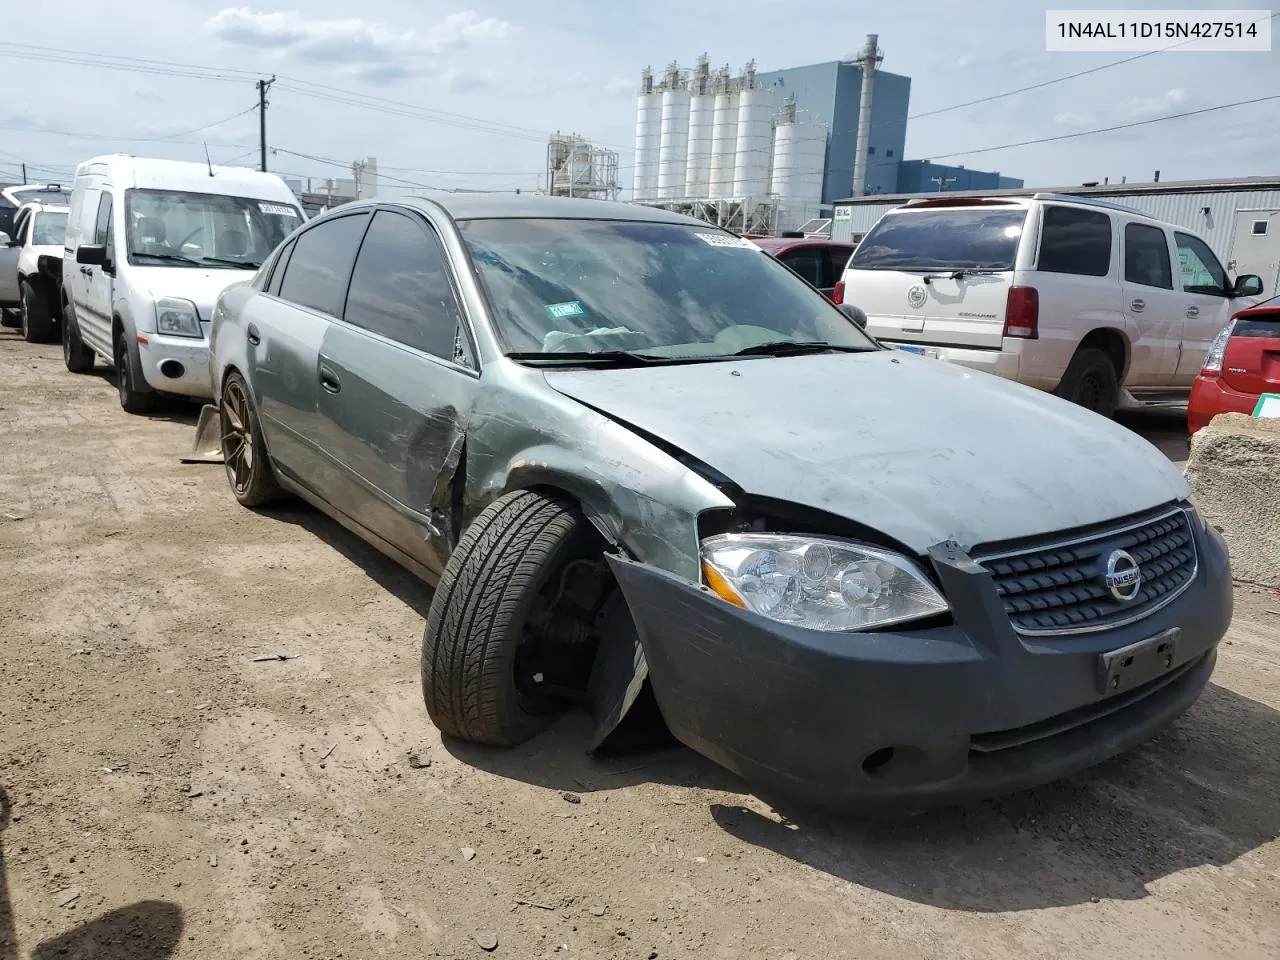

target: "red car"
[1189,295,1280,433]
[751,238,857,301]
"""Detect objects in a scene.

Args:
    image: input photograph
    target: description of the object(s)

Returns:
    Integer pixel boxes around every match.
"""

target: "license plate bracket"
[1096,627,1180,696]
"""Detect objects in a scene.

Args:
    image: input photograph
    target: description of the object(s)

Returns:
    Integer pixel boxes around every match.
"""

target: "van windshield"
[124,189,302,269]
[849,208,1028,271]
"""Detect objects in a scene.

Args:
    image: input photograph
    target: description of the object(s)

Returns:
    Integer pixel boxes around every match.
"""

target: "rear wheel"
[220,372,285,508]
[20,282,57,343]
[62,303,96,373]
[0,308,18,329]
[114,330,157,414]
[1055,347,1120,418]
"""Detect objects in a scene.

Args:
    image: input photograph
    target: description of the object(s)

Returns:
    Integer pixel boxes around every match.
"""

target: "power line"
[0,106,258,146]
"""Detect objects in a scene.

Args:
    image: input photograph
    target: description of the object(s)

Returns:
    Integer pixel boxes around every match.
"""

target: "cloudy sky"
[1,0,1276,197]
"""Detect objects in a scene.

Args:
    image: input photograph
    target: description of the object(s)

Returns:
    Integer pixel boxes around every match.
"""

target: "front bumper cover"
[606,522,1231,812]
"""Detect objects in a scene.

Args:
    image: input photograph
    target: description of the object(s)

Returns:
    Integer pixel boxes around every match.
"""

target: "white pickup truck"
[0,200,70,343]
[837,193,1266,417]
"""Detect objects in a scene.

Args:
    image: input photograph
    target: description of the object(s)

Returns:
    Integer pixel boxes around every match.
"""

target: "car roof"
[376,193,714,226]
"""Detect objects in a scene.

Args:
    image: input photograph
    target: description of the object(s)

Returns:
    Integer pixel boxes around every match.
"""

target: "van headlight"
[701,533,949,632]
[156,298,202,338]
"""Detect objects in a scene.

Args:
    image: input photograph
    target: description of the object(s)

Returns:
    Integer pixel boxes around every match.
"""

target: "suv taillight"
[832,279,845,304]
[1200,316,1239,376]
[1003,286,1039,339]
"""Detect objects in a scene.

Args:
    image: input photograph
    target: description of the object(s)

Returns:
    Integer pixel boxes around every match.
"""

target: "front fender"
[111,299,153,395]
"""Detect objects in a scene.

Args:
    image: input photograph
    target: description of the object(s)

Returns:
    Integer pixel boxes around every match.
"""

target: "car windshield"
[123,189,302,269]
[32,212,68,246]
[459,218,877,359]
[849,207,1028,271]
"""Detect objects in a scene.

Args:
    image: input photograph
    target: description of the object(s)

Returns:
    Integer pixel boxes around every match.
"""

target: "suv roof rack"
[1031,192,1146,216]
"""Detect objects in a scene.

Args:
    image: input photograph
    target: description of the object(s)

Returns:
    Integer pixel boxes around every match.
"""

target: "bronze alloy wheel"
[220,378,255,496]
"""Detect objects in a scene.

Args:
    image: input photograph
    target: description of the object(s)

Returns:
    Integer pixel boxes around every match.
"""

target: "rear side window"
[1123,223,1173,290]
[849,208,1028,271]
[266,239,295,296]
[779,248,823,287]
[1037,206,1111,277]
[342,210,465,361]
[278,213,369,317]
[824,246,854,283]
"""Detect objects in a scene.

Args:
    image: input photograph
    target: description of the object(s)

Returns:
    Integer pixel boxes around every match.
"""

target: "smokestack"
[851,34,882,198]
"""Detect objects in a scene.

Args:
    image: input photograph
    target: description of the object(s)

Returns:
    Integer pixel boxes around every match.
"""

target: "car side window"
[277,213,370,317]
[780,248,823,288]
[824,247,853,287]
[1123,223,1173,290]
[1038,206,1112,277]
[266,239,296,296]
[342,209,466,363]
[1175,232,1227,296]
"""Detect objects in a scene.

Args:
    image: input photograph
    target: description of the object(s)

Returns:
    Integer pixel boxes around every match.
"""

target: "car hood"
[543,350,1189,554]
[131,266,255,322]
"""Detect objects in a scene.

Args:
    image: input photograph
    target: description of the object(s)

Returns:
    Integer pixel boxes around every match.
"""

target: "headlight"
[156,298,202,338]
[701,533,949,632]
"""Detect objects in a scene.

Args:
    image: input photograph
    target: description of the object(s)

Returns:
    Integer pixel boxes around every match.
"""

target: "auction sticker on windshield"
[546,300,587,319]
[694,233,760,250]
[259,202,299,217]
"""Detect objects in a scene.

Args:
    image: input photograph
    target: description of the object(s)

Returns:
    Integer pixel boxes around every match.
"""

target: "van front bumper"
[137,334,213,400]
[606,522,1230,813]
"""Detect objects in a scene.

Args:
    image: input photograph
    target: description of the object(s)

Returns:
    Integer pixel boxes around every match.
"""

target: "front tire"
[114,330,157,414]
[1054,347,1120,418]
[421,490,596,746]
[62,303,96,373]
[20,282,57,343]
[219,371,285,508]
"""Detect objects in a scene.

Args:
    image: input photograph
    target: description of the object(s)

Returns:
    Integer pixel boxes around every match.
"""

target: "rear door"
[1120,220,1181,386]
[842,203,1027,348]
[255,210,370,491]
[1173,231,1236,385]
[1222,306,1280,399]
[316,207,479,576]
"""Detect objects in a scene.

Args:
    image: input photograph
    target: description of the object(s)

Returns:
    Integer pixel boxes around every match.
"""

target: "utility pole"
[20,162,26,182]
[930,175,957,192]
[257,76,276,173]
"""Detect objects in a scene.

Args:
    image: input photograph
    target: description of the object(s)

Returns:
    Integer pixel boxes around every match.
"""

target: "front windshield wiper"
[922,267,1005,283]
[198,256,262,270]
[131,252,203,267]
[730,340,868,357]
[506,350,668,368]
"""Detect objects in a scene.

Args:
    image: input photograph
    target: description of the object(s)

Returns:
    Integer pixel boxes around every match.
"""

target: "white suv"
[837,193,1266,416]
[0,201,69,342]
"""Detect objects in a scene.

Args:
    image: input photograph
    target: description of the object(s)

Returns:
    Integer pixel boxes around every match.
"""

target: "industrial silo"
[657,63,690,200]
[770,103,828,231]
[684,55,713,198]
[732,61,772,200]
[631,67,660,201]
[707,66,738,199]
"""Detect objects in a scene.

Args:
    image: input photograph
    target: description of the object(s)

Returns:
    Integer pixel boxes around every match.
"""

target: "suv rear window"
[848,208,1028,271]
[1037,206,1111,277]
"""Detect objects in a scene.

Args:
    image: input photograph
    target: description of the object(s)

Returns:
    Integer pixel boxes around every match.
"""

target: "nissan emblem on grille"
[1104,549,1143,602]
[907,285,927,309]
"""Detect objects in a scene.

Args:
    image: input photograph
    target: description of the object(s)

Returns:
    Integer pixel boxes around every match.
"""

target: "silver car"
[208,195,1230,812]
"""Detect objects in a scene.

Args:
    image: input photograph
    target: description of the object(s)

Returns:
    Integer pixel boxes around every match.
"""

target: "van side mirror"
[839,303,868,330]
[76,244,108,266]
[1233,274,1264,298]
[0,232,11,247]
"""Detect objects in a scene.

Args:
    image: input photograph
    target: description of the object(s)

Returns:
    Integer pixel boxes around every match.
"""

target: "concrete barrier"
[1184,412,1280,588]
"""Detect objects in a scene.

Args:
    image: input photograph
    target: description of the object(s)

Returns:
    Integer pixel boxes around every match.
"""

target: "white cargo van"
[61,155,304,413]
[837,194,1265,416]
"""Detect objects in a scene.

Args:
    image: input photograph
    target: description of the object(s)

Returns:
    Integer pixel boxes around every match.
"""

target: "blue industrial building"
[753,60,1023,205]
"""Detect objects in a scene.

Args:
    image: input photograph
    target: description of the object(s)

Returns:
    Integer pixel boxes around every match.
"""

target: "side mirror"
[1233,274,1264,298]
[839,303,868,330]
[76,244,108,266]
[0,232,10,246]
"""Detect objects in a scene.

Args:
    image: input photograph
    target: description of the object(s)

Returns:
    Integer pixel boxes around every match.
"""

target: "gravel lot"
[1,327,1277,960]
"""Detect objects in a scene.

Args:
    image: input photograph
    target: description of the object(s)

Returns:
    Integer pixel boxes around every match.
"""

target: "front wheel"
[219,372,285,508]
[421,490,600,746]
[1054,347,1119,418]
[62,303,96,373]
[114,331,157,414]
[20,282,57,343]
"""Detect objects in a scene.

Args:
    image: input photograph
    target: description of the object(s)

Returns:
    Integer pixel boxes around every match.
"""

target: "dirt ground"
[1,328,1277,960]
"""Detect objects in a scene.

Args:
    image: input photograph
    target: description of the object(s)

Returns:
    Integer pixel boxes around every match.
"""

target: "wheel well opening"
[1078,328,1128,380]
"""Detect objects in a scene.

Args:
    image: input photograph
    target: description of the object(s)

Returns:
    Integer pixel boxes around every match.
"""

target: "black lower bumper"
[607,522,1231,812]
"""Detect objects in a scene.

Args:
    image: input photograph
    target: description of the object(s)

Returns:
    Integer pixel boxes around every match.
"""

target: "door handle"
[80,266,91,276]
[246,324,261,346]
[1129,298,1146,313]
[318,364,341,394]
[1186,305,1200,318]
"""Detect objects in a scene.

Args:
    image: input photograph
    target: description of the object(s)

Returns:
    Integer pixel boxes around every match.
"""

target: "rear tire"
[421,490,596,746]
[1054,347,1119,418]
[62,303,96,373]
[0,308,19,329]
[220,371,286,508]
[20,282,57,343]
[114,330,157,414]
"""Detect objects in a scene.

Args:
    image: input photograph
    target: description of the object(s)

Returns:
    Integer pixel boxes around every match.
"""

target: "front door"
[1228,209,1280,295]
[0,209,24,305]
[315,208,479,576]
[1120,220,1181,386]
[1173,231,1236,385]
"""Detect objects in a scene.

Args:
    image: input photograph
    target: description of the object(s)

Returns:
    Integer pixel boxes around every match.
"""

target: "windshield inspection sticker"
[259,202,299,217]
[695,232,760,250]
[546,300,587,319]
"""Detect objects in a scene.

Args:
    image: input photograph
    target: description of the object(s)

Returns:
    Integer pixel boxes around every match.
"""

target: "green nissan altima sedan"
[206,194,1229,812]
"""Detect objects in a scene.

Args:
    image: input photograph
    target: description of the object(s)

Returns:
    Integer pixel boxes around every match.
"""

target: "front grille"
[975,507,1198,636]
